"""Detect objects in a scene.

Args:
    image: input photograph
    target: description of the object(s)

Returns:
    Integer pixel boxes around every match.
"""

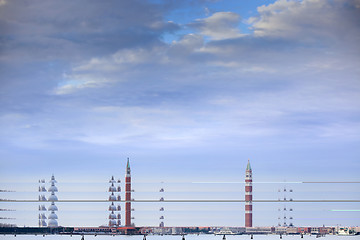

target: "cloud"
[53,76,112,95]
[1,0,360,151]
[189,12,244,40]
[168,34,204,59]
[0,0,179,62]
[74,47,169,72]
[191,1,360,72]
[248,0,360,44]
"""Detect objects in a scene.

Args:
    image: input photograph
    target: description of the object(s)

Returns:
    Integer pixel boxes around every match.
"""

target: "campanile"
[245,159,253,227]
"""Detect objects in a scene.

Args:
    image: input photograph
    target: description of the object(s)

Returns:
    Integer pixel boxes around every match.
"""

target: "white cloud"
[54,46,174,94]
[168,34,204,58]
[190,12,244,40]
[73,58,118,72]
[53,74,112,95]
[249,0,360,43]
[74,49,152,72]
[74,46,171,72]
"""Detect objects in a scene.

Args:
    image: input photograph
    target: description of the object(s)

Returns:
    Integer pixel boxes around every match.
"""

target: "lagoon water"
[1,235,359,240]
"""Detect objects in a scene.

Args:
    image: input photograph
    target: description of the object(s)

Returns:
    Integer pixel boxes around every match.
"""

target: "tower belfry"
[245,159,253,227]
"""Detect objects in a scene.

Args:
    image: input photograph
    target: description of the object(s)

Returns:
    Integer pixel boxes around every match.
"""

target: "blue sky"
[0,0,359,228]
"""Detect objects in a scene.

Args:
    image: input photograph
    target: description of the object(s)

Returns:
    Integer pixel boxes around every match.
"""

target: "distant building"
[275,226,287,234]
[245,227,272,234]
[286,227,298,234]
[297,227,311,234]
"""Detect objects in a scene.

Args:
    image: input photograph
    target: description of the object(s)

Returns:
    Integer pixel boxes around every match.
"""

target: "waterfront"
[0,235,359,240]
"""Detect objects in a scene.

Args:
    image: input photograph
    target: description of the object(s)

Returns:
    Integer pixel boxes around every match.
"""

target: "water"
[0,235,359,240]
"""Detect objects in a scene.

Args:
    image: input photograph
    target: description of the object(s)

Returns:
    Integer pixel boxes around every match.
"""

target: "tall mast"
[159,182,165,229]
[48,174,58,227]
[278,182,294,227]
[108,176,121,227]
[38,179,47,227]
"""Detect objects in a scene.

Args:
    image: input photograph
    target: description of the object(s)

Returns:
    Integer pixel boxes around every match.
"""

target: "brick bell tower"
[245,159,253,227]
[125,158,131,227]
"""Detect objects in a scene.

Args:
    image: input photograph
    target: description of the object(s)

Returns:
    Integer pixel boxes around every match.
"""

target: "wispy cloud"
[189,12,244,40]
[53,74,113,95]
[249,0,360,44]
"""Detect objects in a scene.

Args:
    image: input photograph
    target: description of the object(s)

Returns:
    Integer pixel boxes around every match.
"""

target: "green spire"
[127,158,130,169]
[126,158,131,175]
[246,159,251,171]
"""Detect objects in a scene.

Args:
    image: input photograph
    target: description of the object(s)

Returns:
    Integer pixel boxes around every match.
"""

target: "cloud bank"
[0,0,359,149]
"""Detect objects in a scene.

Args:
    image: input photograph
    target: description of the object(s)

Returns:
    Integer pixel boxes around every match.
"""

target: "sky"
[0,0,360,228]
